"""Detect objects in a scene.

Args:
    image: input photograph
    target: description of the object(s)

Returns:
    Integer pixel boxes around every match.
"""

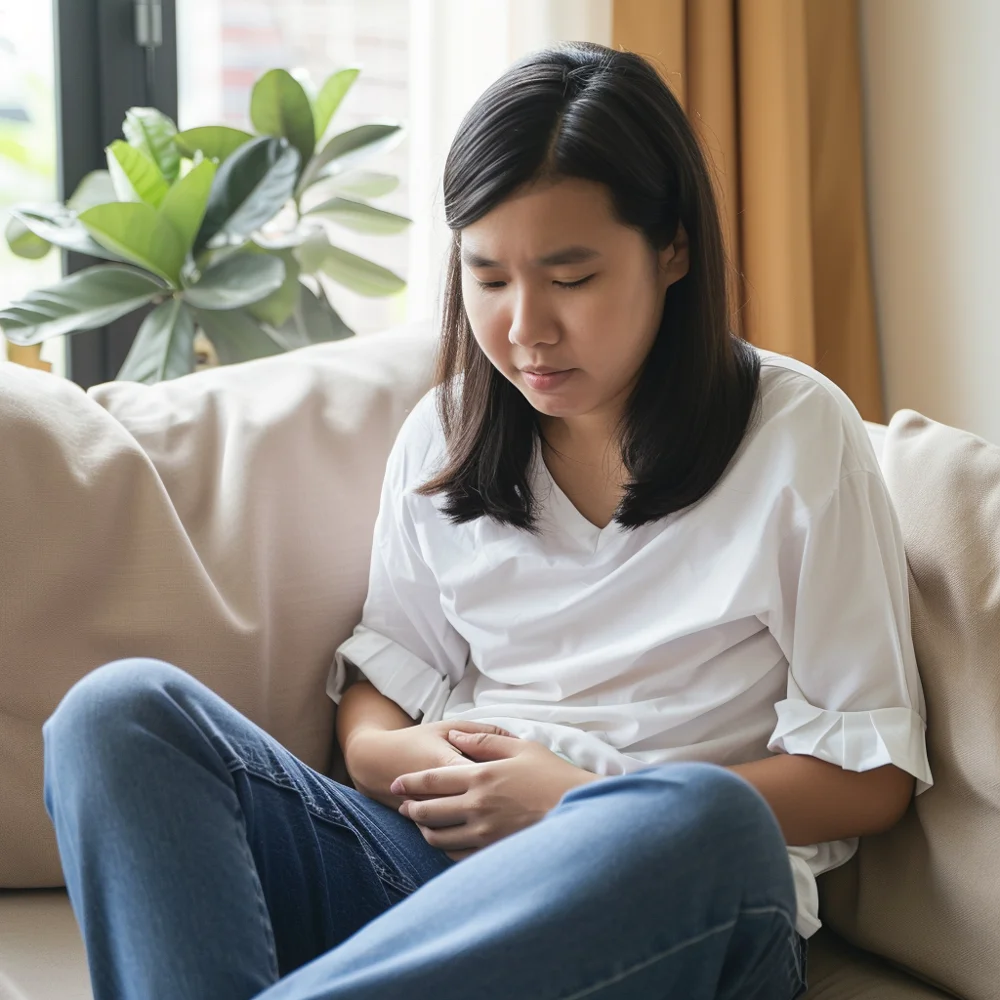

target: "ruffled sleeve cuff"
[326,625,453,724]
[767,699,934,794]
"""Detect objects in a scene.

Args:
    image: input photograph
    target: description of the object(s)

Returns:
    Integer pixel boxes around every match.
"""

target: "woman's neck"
[538,412,627,529]
[539,411,622,474]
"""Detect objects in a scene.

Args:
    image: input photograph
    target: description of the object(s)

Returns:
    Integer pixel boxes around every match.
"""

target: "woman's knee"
[42,657,195,756]
[565,762,789,878]
[641,761,780,836]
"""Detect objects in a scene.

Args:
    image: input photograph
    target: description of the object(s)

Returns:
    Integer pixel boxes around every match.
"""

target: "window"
[1,1,610,384]
[176,0,411,336]
[1,0,177,388]
[0,0,63,376]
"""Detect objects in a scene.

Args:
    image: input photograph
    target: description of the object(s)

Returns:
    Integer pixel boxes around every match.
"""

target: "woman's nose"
[508,289,559,347]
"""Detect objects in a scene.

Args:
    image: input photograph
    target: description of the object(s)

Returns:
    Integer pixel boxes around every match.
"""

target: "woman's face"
[460,176,688,428]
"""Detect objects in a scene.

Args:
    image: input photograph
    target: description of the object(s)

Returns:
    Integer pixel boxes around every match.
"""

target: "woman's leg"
[253,759,807,1000]
[42,658,455,1000]
[45,656,806,1000]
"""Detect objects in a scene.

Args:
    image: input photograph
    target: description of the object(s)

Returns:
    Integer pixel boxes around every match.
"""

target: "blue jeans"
[42,658,808,1000]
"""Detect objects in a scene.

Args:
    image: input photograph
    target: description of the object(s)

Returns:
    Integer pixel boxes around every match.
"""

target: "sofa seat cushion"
[0,890,90,999]
[803,929,957,999]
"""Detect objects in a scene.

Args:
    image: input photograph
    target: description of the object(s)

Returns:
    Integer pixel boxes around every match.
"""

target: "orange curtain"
[613,0,884,422]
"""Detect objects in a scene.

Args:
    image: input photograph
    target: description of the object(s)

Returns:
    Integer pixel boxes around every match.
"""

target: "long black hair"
[416,41,760,531]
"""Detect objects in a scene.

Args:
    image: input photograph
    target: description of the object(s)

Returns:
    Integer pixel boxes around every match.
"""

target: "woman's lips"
[521,369,574,391]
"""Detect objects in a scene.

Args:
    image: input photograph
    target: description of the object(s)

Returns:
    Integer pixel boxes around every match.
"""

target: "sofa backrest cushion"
[822,409,1000,1000]
[0,323,437,886]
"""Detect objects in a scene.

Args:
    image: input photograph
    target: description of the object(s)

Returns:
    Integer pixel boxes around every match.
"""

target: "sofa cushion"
[0,890,91,999]
[802,930,955,999]
[0,323,437,887]
[822,409,1000,999]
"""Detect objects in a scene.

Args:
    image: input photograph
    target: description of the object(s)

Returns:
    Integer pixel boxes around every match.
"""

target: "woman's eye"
[554,275,594,289]
[474,274,595,291]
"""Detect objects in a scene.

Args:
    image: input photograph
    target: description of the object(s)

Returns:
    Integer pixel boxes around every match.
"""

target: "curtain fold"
[613,0,884,422]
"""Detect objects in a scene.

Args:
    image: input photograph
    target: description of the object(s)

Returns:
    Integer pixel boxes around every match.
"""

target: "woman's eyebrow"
[461,245,602,268]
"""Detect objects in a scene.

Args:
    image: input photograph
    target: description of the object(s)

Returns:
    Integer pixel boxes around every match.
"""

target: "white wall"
[860,0,1000,444]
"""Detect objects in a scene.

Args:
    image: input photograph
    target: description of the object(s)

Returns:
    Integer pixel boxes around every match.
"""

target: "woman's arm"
[336,679,417,761]
[728,754,915,846]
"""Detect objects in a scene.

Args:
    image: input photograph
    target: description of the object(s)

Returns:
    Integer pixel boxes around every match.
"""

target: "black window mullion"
[54,0,178,389]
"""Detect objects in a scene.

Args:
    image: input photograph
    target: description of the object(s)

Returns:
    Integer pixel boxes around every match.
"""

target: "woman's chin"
[512,375,581,415]
[522,393,585,419]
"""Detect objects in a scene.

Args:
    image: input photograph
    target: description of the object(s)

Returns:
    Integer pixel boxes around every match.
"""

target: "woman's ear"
[658,223,690,291]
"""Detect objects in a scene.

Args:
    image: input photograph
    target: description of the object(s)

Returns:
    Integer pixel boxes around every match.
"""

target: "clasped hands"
[389,727,600,861]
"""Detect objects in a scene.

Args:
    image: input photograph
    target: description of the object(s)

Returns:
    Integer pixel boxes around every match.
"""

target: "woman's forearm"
[336,679,416,758]
[727,754,914,846]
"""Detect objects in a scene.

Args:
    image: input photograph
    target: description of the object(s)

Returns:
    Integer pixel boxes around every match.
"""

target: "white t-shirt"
[327,349,933,939]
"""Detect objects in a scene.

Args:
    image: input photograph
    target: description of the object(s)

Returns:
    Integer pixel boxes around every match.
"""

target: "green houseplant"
[0,67,410,383]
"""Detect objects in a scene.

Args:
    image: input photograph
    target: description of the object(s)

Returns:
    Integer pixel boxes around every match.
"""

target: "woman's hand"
[343,719,520,810]
[390,729,603,861]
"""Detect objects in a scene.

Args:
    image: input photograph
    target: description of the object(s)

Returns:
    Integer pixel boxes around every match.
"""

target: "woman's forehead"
[459,181,631,261]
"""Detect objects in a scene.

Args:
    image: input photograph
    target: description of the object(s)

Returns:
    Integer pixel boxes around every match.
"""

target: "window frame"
[54,0,178,388]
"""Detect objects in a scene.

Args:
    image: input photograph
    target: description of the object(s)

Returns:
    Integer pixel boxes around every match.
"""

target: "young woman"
[43,41,932,1000]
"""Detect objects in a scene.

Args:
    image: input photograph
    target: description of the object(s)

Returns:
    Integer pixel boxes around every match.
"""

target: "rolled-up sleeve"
[764,467,933,792]
[326,398,469,723]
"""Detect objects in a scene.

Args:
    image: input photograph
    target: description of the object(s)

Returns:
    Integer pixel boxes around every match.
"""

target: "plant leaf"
[9,206,128,262]
[5,213,51,259]
[307,281,353,341]
[320,169,398,199]
[247,248,301,326]
[123,107,181,184]
[67,170,118,212]
[79,202,186,285]
[266,280,352,350]
[0,265,164,345]
[304,196,410,234]
[191,306,286,364]
[175,126,255,163]
[313,68,360,141]
[159,159,217,254]
[182,252,285,310]
[295,235,405,297]
[106,140,170,207]
[296,123,403,196]
[195,136,300,253]
[250,69,315,170]
[116,297,196,383]
[195,241,254,272]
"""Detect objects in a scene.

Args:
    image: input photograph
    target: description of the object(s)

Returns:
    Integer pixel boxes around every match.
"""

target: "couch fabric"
[0,340,981,999]
[0,323,436,887]
[822,409,1000,1000]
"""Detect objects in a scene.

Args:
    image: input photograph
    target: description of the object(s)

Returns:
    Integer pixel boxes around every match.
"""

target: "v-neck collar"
[529,438,624,554]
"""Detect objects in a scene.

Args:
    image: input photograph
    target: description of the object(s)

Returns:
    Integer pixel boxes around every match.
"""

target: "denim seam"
[227,781,280,982]
[554,905,797,1000]
[226,760,420,896]
[790,927,809,996]
[346,806,423,894]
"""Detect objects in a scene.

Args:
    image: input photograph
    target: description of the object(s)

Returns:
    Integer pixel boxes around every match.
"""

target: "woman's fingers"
[415,820,481,851]
[393,763,473,799]
[403,795,471,828]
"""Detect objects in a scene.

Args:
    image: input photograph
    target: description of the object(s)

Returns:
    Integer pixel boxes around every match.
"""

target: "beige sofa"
[1,321,996,999]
